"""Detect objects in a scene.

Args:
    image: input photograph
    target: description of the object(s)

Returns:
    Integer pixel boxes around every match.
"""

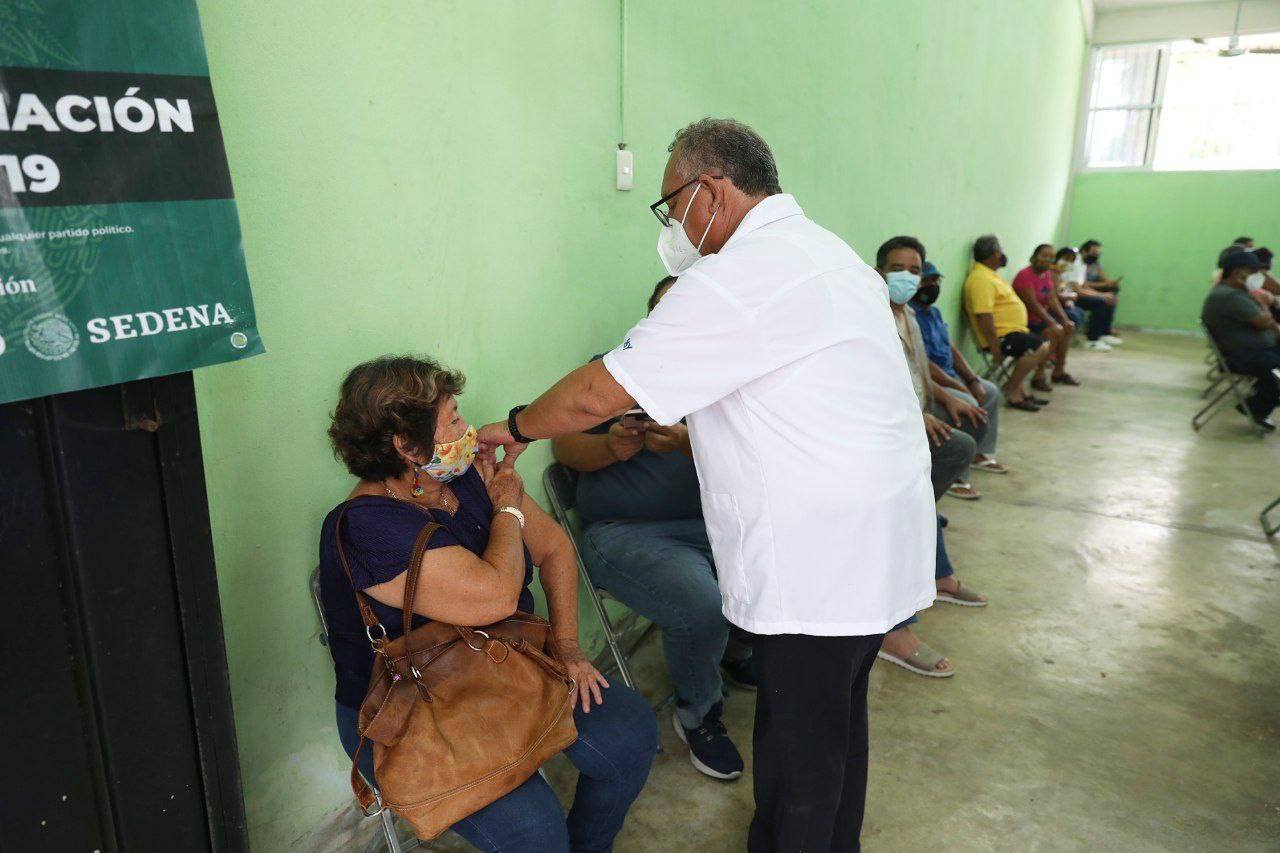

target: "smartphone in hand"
[619,408,653,431]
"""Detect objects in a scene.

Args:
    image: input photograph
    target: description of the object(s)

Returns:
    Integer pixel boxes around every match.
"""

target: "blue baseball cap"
[922,261,943,279]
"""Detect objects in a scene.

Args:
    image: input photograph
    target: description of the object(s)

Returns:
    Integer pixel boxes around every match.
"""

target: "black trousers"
[1075,293,1116,340]
[747,632,884,853]
[1229,346,1280,418]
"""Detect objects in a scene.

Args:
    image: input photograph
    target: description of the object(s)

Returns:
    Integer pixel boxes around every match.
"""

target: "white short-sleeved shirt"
[603,194,935,636]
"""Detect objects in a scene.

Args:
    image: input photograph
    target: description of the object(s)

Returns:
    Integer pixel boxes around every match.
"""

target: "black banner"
[0,65,234,207]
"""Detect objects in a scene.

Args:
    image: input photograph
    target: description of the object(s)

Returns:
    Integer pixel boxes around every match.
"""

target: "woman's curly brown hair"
[328,356,465,481]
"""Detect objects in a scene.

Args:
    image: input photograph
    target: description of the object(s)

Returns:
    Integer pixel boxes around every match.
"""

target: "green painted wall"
[190,0,1087,846]
[1069,170,1280,331]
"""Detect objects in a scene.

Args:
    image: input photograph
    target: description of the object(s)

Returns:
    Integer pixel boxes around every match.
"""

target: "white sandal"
[971,458,1007,474]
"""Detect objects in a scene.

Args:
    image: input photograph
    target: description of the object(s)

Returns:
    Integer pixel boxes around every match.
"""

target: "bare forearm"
[951,347,978,383]
[480,514,527,601]
[539,548,580,646]
[977,314,1000,353]
[929,362,966,391]
[518,361,633,441]
[552,432,617,473]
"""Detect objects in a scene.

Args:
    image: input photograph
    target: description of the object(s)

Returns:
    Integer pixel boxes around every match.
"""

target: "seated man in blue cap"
[911,261,1009,477]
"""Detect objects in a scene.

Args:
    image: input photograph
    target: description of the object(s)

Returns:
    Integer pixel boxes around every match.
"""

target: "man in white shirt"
[479,118,934,851]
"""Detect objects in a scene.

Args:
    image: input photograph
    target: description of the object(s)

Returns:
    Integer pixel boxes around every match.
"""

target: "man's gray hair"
[973,234,1001,262]
[668,118,782,197]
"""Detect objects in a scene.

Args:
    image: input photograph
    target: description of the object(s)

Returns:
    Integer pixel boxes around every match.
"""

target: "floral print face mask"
[419,424,478,483]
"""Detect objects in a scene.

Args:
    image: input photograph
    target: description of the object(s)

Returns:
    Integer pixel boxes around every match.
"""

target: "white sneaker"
[1100,335,1124,346]
[1086,340,1113,351]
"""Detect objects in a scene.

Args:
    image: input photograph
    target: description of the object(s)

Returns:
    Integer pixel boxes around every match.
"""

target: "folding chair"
[542,463,657,691]
[1192,323,1269,434]
[310,567,419,853]
[1262,495,1280,538]
[972,341,1014,385]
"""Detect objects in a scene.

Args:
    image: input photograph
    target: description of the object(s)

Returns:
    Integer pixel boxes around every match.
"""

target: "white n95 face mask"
[657,183,716,275]
[1246,272,1266,291]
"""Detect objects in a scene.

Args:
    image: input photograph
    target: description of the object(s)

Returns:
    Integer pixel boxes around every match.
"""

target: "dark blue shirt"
[910,303,957,378]
[572,356,703,525]
[318,467,535,709]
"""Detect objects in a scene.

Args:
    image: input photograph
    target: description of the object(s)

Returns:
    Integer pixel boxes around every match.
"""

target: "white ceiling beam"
[1094,0,1280,45]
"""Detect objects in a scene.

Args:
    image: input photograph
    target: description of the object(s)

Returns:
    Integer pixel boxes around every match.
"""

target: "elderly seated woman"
[318,355,657,852]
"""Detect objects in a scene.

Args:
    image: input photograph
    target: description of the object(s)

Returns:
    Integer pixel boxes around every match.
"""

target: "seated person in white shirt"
[552,276,754,781]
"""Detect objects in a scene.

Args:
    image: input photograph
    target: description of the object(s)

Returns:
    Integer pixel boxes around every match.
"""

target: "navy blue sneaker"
[673,702,743,780]
[721,655,758,691]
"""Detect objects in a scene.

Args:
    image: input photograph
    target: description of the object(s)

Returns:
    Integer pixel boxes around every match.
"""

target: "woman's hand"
[485,449,525,509]
[551,639,610,712]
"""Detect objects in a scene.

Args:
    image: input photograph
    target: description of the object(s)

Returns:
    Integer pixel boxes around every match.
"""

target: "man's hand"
[605,422,646,462]
[940,393,987,429]
[1102,293,1118,306]
[1062,319,1077,335]
[645,423,692,456]
[963,375,987,405]
[477,420,524,459]
[923,412,952,447]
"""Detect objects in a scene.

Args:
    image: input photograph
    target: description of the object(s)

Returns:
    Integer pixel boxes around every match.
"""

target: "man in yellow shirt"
[963,234,1052,411]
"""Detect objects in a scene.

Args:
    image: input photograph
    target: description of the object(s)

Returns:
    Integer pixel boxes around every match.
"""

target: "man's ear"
[701,173,725,214]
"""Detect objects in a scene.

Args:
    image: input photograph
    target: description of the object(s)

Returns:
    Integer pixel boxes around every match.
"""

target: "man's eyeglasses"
[649,176,724,227]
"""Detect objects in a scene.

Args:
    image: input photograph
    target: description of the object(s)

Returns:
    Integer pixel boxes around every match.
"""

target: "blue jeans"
[894,515,953,630]
[581,519,730,729]
[336,683,657,852]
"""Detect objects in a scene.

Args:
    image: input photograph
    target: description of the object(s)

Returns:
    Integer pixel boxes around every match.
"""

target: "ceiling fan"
[1193,0,1280,57]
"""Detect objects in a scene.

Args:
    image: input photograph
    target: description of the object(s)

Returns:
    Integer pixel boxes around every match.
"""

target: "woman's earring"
[411,465,424,497]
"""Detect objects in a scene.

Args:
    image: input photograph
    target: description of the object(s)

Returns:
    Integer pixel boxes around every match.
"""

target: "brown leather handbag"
[335,501,578,841]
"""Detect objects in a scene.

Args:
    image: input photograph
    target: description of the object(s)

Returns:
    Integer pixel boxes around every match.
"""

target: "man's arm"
[485,360,634,452]
[928,361,967,392]
[975,313,1002,359]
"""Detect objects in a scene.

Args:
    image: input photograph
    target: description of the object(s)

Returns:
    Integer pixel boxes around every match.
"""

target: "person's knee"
[579,685,660,778]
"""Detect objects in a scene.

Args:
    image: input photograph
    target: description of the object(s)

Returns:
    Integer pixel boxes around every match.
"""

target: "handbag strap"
[334,497,443,650]
[334,500,382,635]
[400,518,444,663]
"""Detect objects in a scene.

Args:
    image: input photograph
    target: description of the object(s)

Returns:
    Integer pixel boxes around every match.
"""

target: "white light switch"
[616,148,633,191]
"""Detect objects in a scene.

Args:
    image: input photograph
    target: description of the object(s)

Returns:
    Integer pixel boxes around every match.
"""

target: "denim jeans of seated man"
[335,682,657,852]
[893,514,953,631]
[581,518,745,729]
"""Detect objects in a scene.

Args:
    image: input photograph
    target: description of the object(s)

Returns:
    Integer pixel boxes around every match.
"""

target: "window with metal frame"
[1081,33,1280,172]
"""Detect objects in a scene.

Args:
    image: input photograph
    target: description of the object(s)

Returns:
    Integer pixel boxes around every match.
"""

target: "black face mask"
[1085,253,1100,263]
[997,252,1008,268]
[913,283,941,306]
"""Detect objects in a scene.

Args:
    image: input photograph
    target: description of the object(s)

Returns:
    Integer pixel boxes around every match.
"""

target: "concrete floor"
[418,331,1280,852]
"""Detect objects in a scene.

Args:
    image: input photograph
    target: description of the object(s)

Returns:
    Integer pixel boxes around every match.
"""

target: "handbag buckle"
[463,629,510,663]
[365,623,388,649]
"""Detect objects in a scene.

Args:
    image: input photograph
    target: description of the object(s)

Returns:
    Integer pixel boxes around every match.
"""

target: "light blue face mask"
[885,270,922,304]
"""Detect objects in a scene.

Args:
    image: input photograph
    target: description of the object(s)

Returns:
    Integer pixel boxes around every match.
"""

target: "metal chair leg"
[1262,495,1280,538]
[378,807,404,853]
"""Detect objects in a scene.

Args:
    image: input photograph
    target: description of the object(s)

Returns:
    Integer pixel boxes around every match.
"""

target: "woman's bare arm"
[363,513,525,626]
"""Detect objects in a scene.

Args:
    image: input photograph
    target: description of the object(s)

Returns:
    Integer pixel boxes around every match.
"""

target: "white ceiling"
[1093,0,1217,9]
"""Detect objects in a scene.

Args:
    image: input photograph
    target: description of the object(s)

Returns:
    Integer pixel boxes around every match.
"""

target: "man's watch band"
[508,405,536,444]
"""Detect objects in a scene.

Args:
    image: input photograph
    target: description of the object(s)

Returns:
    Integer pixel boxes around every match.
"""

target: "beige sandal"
[946,481,981,500]
[877,643,955,678]
[936,583,988,607]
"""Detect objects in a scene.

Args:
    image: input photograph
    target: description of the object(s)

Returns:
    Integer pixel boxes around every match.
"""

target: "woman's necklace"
[385,481,455,513]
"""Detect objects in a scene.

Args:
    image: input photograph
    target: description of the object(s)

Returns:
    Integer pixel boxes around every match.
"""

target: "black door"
[0,372,247,851]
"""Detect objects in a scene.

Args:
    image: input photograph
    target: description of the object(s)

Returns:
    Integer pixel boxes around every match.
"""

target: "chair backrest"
[543,462,579,520]
[310,565,330,646]
[1200,321,1233,370]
